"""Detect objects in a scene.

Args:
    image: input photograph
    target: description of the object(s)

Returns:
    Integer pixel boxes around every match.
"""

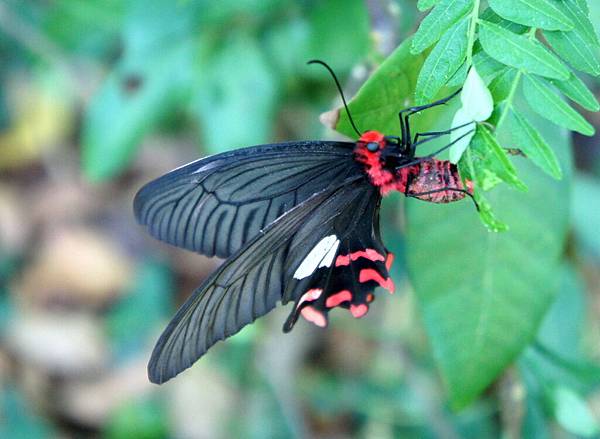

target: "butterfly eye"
[366,142,379,152]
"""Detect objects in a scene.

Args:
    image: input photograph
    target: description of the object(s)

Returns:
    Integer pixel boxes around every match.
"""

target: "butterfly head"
[356,130,385,154]
[355,130,404,166]
[354,130,403,187]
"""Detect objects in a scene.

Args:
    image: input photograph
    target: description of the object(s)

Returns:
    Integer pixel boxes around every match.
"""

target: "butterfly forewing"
[134,140,355,258]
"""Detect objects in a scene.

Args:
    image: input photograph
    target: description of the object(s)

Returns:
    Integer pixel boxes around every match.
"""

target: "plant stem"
[465,0,481,67]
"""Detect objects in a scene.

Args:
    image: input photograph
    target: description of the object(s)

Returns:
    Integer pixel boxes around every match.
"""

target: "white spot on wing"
[293,235,340,280]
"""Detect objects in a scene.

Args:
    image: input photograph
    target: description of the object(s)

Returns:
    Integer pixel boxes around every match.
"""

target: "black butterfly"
[134,61,476,384]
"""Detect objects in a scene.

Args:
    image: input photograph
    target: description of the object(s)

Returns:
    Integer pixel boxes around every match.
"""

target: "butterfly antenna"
[308,59,362,137]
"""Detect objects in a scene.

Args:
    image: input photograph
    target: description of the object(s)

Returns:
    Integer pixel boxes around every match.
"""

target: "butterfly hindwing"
[134,140,356,258]
[148,177,389,384]
[282,189,393,331]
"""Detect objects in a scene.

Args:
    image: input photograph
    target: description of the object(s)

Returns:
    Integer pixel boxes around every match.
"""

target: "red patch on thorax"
[354,131,395,189]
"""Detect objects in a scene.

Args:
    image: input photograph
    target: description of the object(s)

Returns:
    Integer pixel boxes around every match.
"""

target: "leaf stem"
[465,0,481,67]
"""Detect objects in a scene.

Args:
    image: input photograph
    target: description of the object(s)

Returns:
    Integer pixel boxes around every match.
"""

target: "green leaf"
[560,0,600,47]
[570,0,589,15]
[488,0,574,31]
[472,48,508,82]
[407,119,571,407]
[472,194,510,232]
[447,44,508,87]
[549,73,600,111]
[470,125,528,191]
[192,35,278,154]
[82,42,193,181]
[550,386,599,437]
[417,0,439,11]
[544,28,600,76]
[333,38,432,138]
[415,17,469,104]
[508,109,562,179]
[522,74,595,135]
[478,20,570,80]
[447,62,469,87]
[480,7,529,34]
[488,68,518,102]
[410,0,473,54]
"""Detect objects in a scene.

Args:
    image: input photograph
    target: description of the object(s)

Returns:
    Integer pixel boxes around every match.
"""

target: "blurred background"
[1,0,600,437]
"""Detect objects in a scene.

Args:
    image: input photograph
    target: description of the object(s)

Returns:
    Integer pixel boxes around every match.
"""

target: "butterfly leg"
[412,121,475,145]
[398,88,461,154]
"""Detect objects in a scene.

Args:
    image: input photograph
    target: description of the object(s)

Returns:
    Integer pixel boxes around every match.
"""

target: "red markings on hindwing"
[296,288,322,309]
[335,248,385,267]
[326,290,352,308]
[350,304,369,318]
[385,253,394,270]
[359,268,395,294]
[300,306,327,328]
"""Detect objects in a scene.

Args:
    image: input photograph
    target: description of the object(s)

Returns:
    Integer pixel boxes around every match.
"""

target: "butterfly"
[134,61,476,384]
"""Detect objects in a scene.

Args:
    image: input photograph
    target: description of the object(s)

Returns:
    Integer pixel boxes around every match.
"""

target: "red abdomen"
[391,159,472,203]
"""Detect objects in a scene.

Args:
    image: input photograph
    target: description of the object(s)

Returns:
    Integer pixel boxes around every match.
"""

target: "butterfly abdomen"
[393,159,473,202]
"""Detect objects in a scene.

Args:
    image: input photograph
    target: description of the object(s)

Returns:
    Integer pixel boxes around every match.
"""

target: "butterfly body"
[354,130,472,202]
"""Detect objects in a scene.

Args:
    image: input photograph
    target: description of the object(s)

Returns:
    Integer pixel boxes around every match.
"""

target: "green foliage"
[191,34,278,155]
[330,0,596,410]
[404,0,599,229]
[520,266,600,437]
[478,21,569,79]
[487,0,574,31]
[83,0,197,180]
[508,109,562,179]
[522,74,594,135]
[407,118,570,407]
[550,386,599,436]
[415,17,470,104]
[81,0,371,181]
[411,0,473,55]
